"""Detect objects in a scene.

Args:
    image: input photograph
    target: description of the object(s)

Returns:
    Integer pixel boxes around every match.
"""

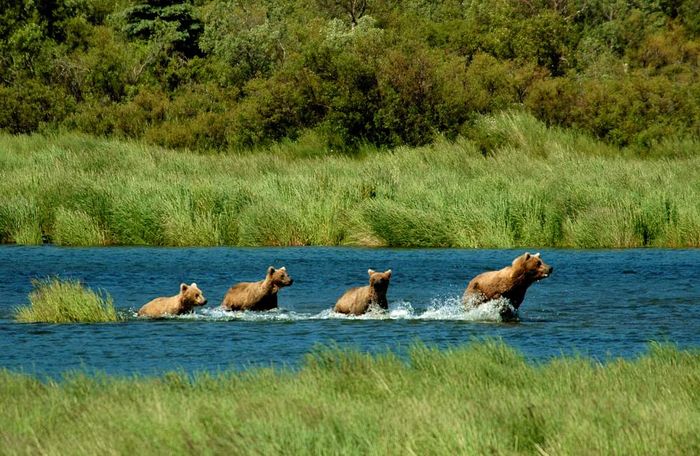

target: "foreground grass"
[1,112,699,248]
[14,278,120,323]
[0,341,698,455]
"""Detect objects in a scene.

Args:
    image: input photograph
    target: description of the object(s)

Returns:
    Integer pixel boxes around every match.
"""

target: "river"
[1,246,698,377]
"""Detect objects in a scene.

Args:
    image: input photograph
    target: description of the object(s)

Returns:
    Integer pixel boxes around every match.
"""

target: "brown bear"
[137,283,208,317]
[221,266,294,311]
[462,252,552,319]
[334,269,392,315]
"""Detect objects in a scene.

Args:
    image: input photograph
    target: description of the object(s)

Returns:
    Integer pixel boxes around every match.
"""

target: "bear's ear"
[190,282,197,289]
[368,269,375,276]
[513,253,528,267]
[180,283,189,293]
[385,269,392,277]
[267,266,275,275]
[534,252,540,258]
[279,266,286,271]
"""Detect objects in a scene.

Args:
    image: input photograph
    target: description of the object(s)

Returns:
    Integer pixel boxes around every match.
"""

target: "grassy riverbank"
[0,341,698,455]
[1,112,699,248]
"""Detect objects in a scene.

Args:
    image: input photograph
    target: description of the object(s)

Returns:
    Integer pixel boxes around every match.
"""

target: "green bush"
[14,277,119,323]
[526,73,700,148]
[0,0,698,147]
[0,82,74,134]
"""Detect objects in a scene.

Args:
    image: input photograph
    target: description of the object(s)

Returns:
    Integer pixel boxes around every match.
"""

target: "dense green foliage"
[14,277,120,323]
[1,0,699,150]
[1,341,698,454]
[1,112,699,247]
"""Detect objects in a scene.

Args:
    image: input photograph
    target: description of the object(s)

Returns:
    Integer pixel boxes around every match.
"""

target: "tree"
[121,0,203,58]
[199,1,285,87]
[316,0,369,28]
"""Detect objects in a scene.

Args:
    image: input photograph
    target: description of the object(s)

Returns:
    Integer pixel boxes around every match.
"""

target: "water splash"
[422,295,512,321]
[197,307,306,321]
[130,297,514,322]
[311,301,415,320]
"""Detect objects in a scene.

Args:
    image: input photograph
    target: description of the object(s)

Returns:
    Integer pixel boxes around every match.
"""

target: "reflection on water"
[1,246,699,377]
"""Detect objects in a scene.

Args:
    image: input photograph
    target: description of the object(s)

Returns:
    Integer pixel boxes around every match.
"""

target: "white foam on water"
[130,298,514,322]
[417,295,511,321]
[305,299,509,322]
[308,305,394,320]
[461,297,514,322]
[420,296,468,320]
[388,300,415,319]
[197,307,306,321]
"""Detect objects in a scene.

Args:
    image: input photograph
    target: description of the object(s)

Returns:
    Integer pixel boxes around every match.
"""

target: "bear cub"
[334,269,392,315]
[138,283,207,317]
[221,266,293,311]
[462,252,552,318]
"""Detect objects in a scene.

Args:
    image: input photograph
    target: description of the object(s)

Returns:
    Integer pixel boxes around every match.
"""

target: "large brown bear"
[221,266,294,311]
[334,269,392,315]
[462,252,552,318]
[138,283,208,317]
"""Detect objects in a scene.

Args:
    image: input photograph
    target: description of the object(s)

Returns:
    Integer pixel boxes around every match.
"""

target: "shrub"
[15,278,120,323]
[375,47,441,146]
[0,82,74,134]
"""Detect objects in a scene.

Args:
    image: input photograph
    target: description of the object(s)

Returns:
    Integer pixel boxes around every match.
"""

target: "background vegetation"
[1,0,699,152]
[1,113,699,248]
[14,277,120,323]
[1,340,698,454]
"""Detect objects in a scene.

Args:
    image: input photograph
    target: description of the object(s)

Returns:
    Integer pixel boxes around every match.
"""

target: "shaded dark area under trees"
[1,0,699,151]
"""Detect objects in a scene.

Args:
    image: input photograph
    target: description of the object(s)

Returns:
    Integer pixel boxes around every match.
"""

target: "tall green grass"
[14,278,120,323]
[1,112,698,247]
[0,340,698,454]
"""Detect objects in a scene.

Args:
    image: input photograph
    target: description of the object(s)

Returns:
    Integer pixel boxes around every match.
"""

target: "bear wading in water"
[462,252,552,319]
[221,266,293,311]
[138,283,207,317]
[334,269,392,315]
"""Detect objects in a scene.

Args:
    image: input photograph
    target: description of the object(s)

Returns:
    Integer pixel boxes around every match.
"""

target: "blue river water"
[0,246,698,377]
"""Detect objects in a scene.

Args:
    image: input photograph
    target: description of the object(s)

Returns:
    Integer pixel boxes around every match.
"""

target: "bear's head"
[368,269,392,290]
[180,282,207,307]
[512,252,552,282]
[267,266,294,288]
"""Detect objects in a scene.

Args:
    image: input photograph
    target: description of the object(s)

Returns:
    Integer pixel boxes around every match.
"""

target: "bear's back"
[334,286,370,315]
[222,281,276,311]
[138,295,181,317]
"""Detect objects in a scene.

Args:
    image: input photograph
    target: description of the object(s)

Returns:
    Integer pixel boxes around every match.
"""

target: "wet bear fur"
[138,283,207,317]
[462,252,552,318]
[221,266,294,311]
[334,269,392,315]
